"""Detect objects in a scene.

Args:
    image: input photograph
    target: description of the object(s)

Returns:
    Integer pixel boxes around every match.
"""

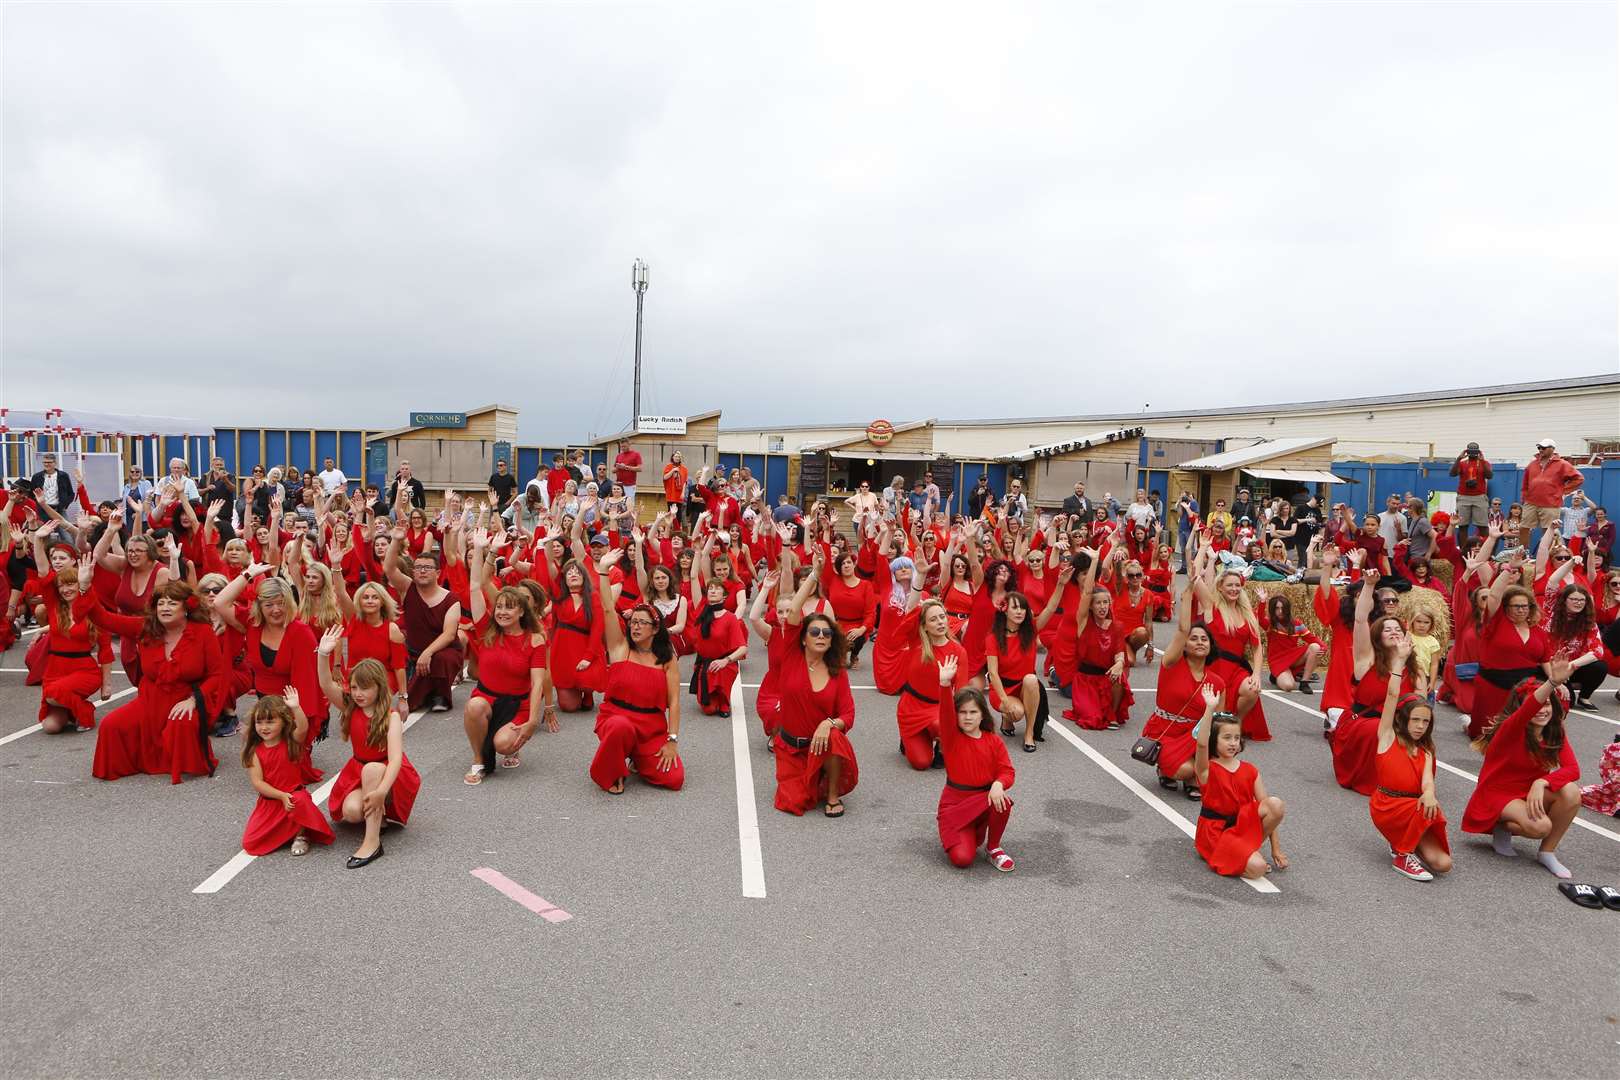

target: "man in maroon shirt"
[613,441,644,501]
[1448,441,1493,544]
[1520,438,1582,549]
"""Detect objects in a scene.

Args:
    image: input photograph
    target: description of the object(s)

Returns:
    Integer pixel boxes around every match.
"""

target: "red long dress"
[1110,586,1151,664]
[1064,619,1134,729]
[772,625,858,814]
[870,564,911,696]
[1206,609,1270,740]
[1333,669,1414,796]
[113,565,159,684]
[1462,692,1580,833]
[895,620,969,770]
[1469,611,1549,738]
[88,611,226,784]
[402,586,465,711]
[327,707,421,825]
[941,581,975,640]
[1194,759,1265,876]
[825,575,875,647]
[754,623,791,738]
[465,618,547,772]
[936,696,1016,863]
[1440,595,1484,715]
[1314,586,1355,718]
[1369,740,1448,856]
[1141,659,1224,781]
[960,586,1007,676]
[984,628,1038,709]
[548,593,607,701]
[690,607,746,715]
[1259,611,1323,678]
[589,659,684,792]
[241,740,335,856]
[37,575,112,731]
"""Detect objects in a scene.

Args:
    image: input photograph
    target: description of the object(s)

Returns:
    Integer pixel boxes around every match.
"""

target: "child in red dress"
[315,649,420,869]
[1193,712,1287,879]
[935,657,1016,871]
[239,690,334,858]
[1369,656,1451,882]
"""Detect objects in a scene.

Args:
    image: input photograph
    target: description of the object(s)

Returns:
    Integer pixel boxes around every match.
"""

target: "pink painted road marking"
[470,868,572,923]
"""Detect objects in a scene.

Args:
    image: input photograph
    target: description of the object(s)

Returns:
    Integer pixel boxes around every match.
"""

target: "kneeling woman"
[772,564,858,816]
[1462,659,1581,879]
[314,648,419,868]
[1369,666,1451,882]
[461,534,553,784]
[589,550,684,794]
[689,578,747,717]
[1142,585,1225,800]
[1193,711,1287,879]
[90,581,226,783]
[935,657,1016,871]
[984,574,1070,752]
[35,553,112,733]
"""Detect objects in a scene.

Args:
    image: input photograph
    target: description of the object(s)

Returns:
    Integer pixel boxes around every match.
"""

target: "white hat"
[1536,438,1556,450]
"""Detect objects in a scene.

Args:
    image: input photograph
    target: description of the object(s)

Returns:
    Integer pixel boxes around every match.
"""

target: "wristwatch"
[666,732,679,742]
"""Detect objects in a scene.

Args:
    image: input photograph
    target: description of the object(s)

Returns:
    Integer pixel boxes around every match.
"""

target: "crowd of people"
[1,435,1616,890]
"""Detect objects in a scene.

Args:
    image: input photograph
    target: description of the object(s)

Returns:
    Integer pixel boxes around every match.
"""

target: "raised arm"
[1190,683,1221,787]
[1161,573,1198,667]
[381,525,412,593]
[596,549,627,658]
[1351,569,1380,676]
[1375,639,1411,753]
[1073,549,1100,635]
[783,551,822,627]
[315,626,350,711]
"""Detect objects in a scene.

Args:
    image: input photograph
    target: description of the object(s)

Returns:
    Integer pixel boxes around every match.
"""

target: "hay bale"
[1241,579,1452,659]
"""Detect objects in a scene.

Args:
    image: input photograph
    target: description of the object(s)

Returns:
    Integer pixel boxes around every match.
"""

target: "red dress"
[1469,611,1549,738]
[1441,605,1485,715]
[1369,741,1448,855]
[343,617,407,690]
[37,575,112,731]
[960,586,1007,675]
[1141,659,1224,780]
[895,619,969,770]
[589,660,684,792]
[1461,693,1581,833]
[1144,566,1173,619]
[1333,668,1414,796]
[935,695,1016,860]
[1064,619,1134,730]
[1259,612,1323,678]
[984,629,1038,709]
[1194,759,1264,876]
[1314,586,1355,717]
[1111,586,1151,658]
[1206,609,1270,740]
[1021,564,1056,625]
[548,594,607,697]
[870,566,911,696]
[241,740,335,856]
[327,707,421,825]
[113,565,160,684]
[772,625,858,815]
[88,612,226,784]
[690,608,746,714]
[754,623,791,737]
[941,582,975,641]
[825,575,875,645]
[402,586,464,711]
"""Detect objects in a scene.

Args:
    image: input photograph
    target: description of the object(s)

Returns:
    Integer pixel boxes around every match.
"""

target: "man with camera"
[1448,442,1492,544]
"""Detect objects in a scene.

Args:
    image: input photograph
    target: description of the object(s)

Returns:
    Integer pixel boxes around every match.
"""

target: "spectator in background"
[1560,490,1596,555]
[1104,492,1121,521]
[1295,497,1321,559]
[316,456,348,496]
[203,459,237,541]
[1004,478,1029,524]
[662,451,688,513]
[967,474,994,518]
[1230,487,1254,525]
[907,479,927,515]
[119,465,154,532]
[1403,497,1433,561]
[281,466,305,507]
[1125,488,1156,531]
[1520,438,1582,550]
[157,458,200,504]
[546,453,572,502]
[1376,494,1406,551]
[1062,481,1091,519]
[1487,497,1505,532]
[365,484,389,519]
[387,460,426,510]
[593,462,611,494]
[1586,507,1614,569]
[487,457,517,511]
[613,441,644,501]
[922,471,941,517]
[1206,497,1233,537]
[30,452,78,518]
[566,450,588,485]
[1449,442,1492,544]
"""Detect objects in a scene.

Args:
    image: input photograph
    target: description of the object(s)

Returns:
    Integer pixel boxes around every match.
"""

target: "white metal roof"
[1,409,211,438]
[1175,436,1335,471]
[1000,426,1144,462]
[1243,466,1351,485]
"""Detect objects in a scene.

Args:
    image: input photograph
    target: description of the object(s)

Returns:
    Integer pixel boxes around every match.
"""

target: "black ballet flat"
[930,743,945,770]
[1157,775,1178,791]
[345,846,385,870]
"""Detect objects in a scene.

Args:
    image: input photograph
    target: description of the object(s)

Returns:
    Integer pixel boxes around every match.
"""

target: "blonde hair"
[340,659,393,749]
[297,562,343,631]
[249,577,295,626]
[917,598,947,666]
[1213,570,1260,642]
[352,582,398,623]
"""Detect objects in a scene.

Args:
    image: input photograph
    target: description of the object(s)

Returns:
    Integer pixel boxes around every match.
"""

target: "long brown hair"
[1368,615,1424,683]
[1472,679,1565,769]
[51,566,99,654]
[800,612,848,675]
[993,591,1036,653]
[241,695,302,766]
[1547,583,1595,644]
[340,659,393,749]
[1393,696,1435,755]
[480,586,542,647]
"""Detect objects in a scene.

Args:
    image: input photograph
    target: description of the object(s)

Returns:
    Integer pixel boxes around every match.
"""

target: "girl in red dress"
[1064,548,1133,730]
[1368,661,1451,882]
[1194,563,1269,741]
[1313,543,1356,730]
[1463,661,1582,879]
[588,551,684,794]
[1140,584,1226,799]
[88,581,226,783]
[984,573,1071,752]
[772,565,858,817]
[641,562,690,657]
[1256,590,1323,694]
[314,649,419,869]
[239,690,334,858]
[892,597,970,769]
[1471,563,1550,738]
[934,657,1016,871]
[460,532,553,783]
[32,552,111,733]
[1334,571,1422,796]
[824,551,876,669]
[1193,711,1288,879]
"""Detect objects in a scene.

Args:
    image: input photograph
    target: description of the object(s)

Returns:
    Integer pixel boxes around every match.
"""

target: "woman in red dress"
[934,657,1016,871]
[772,564,858,816]
[588,551,684,794]
[1334,570,1422,796]
[1194,563,1269,741]
[459,533,552,783]
[1105,554,1154,666]
[823,550,876,669]
[745,567,797,744]
[892,597,970,769]
[1463,660,1581,879]
[31,551,111,733]
[937,532,980,642]
[1542,583,1607,709]
[1064,548,1133,730]
[343,582,409,701]
[239,690,333,858]
[1139,584,1226,799]
[1193,711,1287,879]
[214,572,326,753]
[1144,543,1175,622]
[197,573,250,736]
[94,528,172,685]
[960,553,1017,682]
[1471,558,1551,738]
[984,573,1071,752]
[313,649,418,868]
[88,580,226,783]
[641,561,690,657]
[1440,573,1493,718]
[871,548,922,696]
[21,533,81,687]
[689,577,748,718]
[1368,662,1450,882]
[1256,590,1323,694]
[1313,542,1356,730]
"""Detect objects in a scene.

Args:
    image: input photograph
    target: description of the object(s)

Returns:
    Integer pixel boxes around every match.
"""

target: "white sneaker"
[1392,852,1433,881]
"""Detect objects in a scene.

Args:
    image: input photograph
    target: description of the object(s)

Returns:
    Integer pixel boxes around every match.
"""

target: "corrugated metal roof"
[1176,437,1334,471]
[1243,467,1351,484]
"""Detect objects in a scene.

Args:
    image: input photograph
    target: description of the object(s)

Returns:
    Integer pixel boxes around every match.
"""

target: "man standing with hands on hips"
[613,441,643,501]
[1520,438,1582,551]
[1448,442,1492,545]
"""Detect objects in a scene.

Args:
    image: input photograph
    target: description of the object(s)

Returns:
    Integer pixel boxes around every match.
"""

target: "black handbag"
[1130,736,1161,765]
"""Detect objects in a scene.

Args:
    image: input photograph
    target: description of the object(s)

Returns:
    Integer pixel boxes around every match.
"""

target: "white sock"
[1536,851,1571,879]
[1324,708,1342,733]
[1492,824,1516,857]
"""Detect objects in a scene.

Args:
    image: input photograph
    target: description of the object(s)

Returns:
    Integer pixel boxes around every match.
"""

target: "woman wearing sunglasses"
[771,551,858,817]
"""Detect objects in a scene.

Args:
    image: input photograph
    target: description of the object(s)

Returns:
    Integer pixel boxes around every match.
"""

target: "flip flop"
[824,800,845,818]
[1022,742,1037,753]
[463,765,487,786]
[1597,886,1620,911]
[500,754,521,769]
[1558,882,1603,909]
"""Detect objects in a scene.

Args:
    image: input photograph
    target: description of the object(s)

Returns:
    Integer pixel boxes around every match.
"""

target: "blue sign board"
[366,442,389,486]
[493,441,513,469]
[410,411,468,429]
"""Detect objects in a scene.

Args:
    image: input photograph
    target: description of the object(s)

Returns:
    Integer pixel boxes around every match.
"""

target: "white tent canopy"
[1,408,210,438]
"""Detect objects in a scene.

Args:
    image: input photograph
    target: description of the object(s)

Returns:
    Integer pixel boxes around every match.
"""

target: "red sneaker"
[1391,852,1433,881]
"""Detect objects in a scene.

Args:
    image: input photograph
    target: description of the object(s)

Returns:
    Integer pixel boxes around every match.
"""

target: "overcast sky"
[3,2,1615,443]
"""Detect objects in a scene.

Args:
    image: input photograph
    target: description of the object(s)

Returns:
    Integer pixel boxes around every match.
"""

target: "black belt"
[901,682,938,705]
[1479,665,1539,690]
[608,697,662,715]
[855,566,875,580]
[1077,661,1110,676]
[1376,786,1421,799]
[556,620,589,636]
[776,730,811,749]
[474,683,526,774]
[946,779,992,792]
[50,649,93,659]
[1199,807,1238,827]
[1146,583,1168,593]
[1212,647,1253,673]
[1351,702,1381,720]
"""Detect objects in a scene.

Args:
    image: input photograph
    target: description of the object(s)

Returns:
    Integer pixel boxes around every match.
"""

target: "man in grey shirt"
[1377,495,1407,549]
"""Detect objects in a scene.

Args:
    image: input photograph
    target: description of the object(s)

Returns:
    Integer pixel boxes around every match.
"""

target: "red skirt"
[1369,792,1450,855]
[1156,718,1200,779]
[773,728,858,815]
[1331,714,1379,796]
[1065,672,1134,730]
[1195,803,1263,876]
[935,784,1012,849]
[1267,633,1322,678]
[39,657,101,730]
[327,754,421,825]
[24,633,48,685]
[242,790,336,855]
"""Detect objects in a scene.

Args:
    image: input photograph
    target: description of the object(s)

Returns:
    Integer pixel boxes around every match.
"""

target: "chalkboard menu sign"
[932,456,956,511]
[798,453,827,497]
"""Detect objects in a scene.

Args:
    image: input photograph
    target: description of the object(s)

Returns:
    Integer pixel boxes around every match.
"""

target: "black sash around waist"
[50,649,93,659]
[1146,582,1168,593]
[776,730,811,750]
[1479,665,1539,690]
[902,682,938,705]
[1212,647,1253,673]
[1077,661,1110,677]
[946,779,992,792]
[608,696,661,715]
[1199,807,1238,827]
[556,619,589,636]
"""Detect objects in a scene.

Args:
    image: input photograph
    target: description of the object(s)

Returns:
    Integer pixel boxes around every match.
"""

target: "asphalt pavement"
[2,616,1618,1080]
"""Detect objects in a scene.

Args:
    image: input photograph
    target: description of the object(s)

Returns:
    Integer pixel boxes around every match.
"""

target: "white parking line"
[0,685,138,748]
[1567,708,1620,729]
[1043,692,1280,895]
[1262,688,1620,845]
[742,682,879,692]
[194,707,427,895]
[728,679,767,899]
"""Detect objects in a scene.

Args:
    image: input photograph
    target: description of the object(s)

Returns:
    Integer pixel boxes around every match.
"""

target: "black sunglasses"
[805,626,834,638]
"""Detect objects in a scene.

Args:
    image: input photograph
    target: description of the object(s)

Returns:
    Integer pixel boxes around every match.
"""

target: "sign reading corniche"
[636,415,687,436]
[410,411,468,429]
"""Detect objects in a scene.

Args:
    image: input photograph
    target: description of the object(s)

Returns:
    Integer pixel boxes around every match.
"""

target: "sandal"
[500,753,521,769]
[1183,783,1202,801]
[608,777,626,795]
[1022,741,1036,753]
[290,836,310,857]
[1598,886,1620,911]
[988,847,1015,872]
[1000,722,1017,737]
[824,799,845,818]
[1558,882,1603,909]
[1157,775,1178,791]
[464,765,487,786]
